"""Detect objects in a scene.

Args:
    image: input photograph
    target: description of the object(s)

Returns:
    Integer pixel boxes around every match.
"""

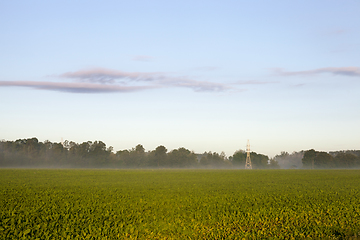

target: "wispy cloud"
[0,68,232,93]
[0,81,154,93]
[234,80,278,85]
[274,67,360,77]
[132,55,154,62]
[60,68,230,92]
[60,68,162,84]
[160,77,229,92]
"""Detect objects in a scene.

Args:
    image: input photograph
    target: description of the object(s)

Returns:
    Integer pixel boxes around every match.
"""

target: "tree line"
[0,138,277,169]
[1,138,358,169]
[272,150,360,169]
[301,149,360,169]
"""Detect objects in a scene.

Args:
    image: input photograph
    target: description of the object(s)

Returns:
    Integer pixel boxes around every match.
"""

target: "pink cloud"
[0,81,154,93]
[1,68,233,93]
[60,68,162,83]
[274,67,360,77]
[161,77,230,92]
[59,68,231,92]
[235,80,278,85]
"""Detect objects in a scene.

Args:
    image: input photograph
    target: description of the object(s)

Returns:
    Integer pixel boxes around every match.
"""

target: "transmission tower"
[245,140,252,169]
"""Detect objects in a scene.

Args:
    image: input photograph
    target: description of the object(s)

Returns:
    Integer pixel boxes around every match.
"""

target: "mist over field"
[1,138,359,169]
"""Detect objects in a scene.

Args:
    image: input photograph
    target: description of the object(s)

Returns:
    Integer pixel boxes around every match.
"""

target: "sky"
[1,0,359,157]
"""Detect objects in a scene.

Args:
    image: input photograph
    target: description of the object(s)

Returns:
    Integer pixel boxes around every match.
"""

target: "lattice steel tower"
[245,140,252,169]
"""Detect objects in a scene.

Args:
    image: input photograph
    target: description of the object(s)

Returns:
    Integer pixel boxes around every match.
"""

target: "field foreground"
[1,169,360,239]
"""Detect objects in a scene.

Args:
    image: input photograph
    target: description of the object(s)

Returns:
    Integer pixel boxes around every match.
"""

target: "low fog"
[1,138,359,169]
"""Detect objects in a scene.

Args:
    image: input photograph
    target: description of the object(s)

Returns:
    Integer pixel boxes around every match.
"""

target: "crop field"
[1,169,360,239]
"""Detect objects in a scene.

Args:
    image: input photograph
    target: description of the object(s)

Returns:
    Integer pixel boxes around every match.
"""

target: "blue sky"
[1,0,359,157]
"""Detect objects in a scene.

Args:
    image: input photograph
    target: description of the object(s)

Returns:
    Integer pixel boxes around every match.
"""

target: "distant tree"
[47,142,67,166]
[330,150,360,158]
[302,149,317,169]
[199,153,210,167]
[66,141,93,166]
[133,144,147,167]
[302,150,334,169]
[168,147,197,168]
[67,141,79,165]
[89,141,111,165]
[232,150,246,167]
[116,150,130,167]
[314,152,334,168]
[200,151,229,168]
[250,152,269,169]
[16,138,41,165]
[118,144,147,168]
[231,150,269,169]
[334,152,357,168]
[269,158,280,169]
[25,138,40,158]
[274,151,303,169]
[78,141,92,166]
[0,140,4,165]
[148,145,168,167]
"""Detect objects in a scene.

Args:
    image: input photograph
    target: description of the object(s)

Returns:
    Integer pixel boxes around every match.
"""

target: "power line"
[245,139,252,169]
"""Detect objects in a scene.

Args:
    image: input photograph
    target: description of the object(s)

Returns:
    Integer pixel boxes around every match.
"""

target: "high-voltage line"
[245,139,252,169]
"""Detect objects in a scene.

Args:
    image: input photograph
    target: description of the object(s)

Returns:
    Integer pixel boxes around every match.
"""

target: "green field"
[1,169,360,239]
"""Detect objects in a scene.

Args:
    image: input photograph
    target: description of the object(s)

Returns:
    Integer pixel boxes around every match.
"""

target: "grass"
[1,169,360,239]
